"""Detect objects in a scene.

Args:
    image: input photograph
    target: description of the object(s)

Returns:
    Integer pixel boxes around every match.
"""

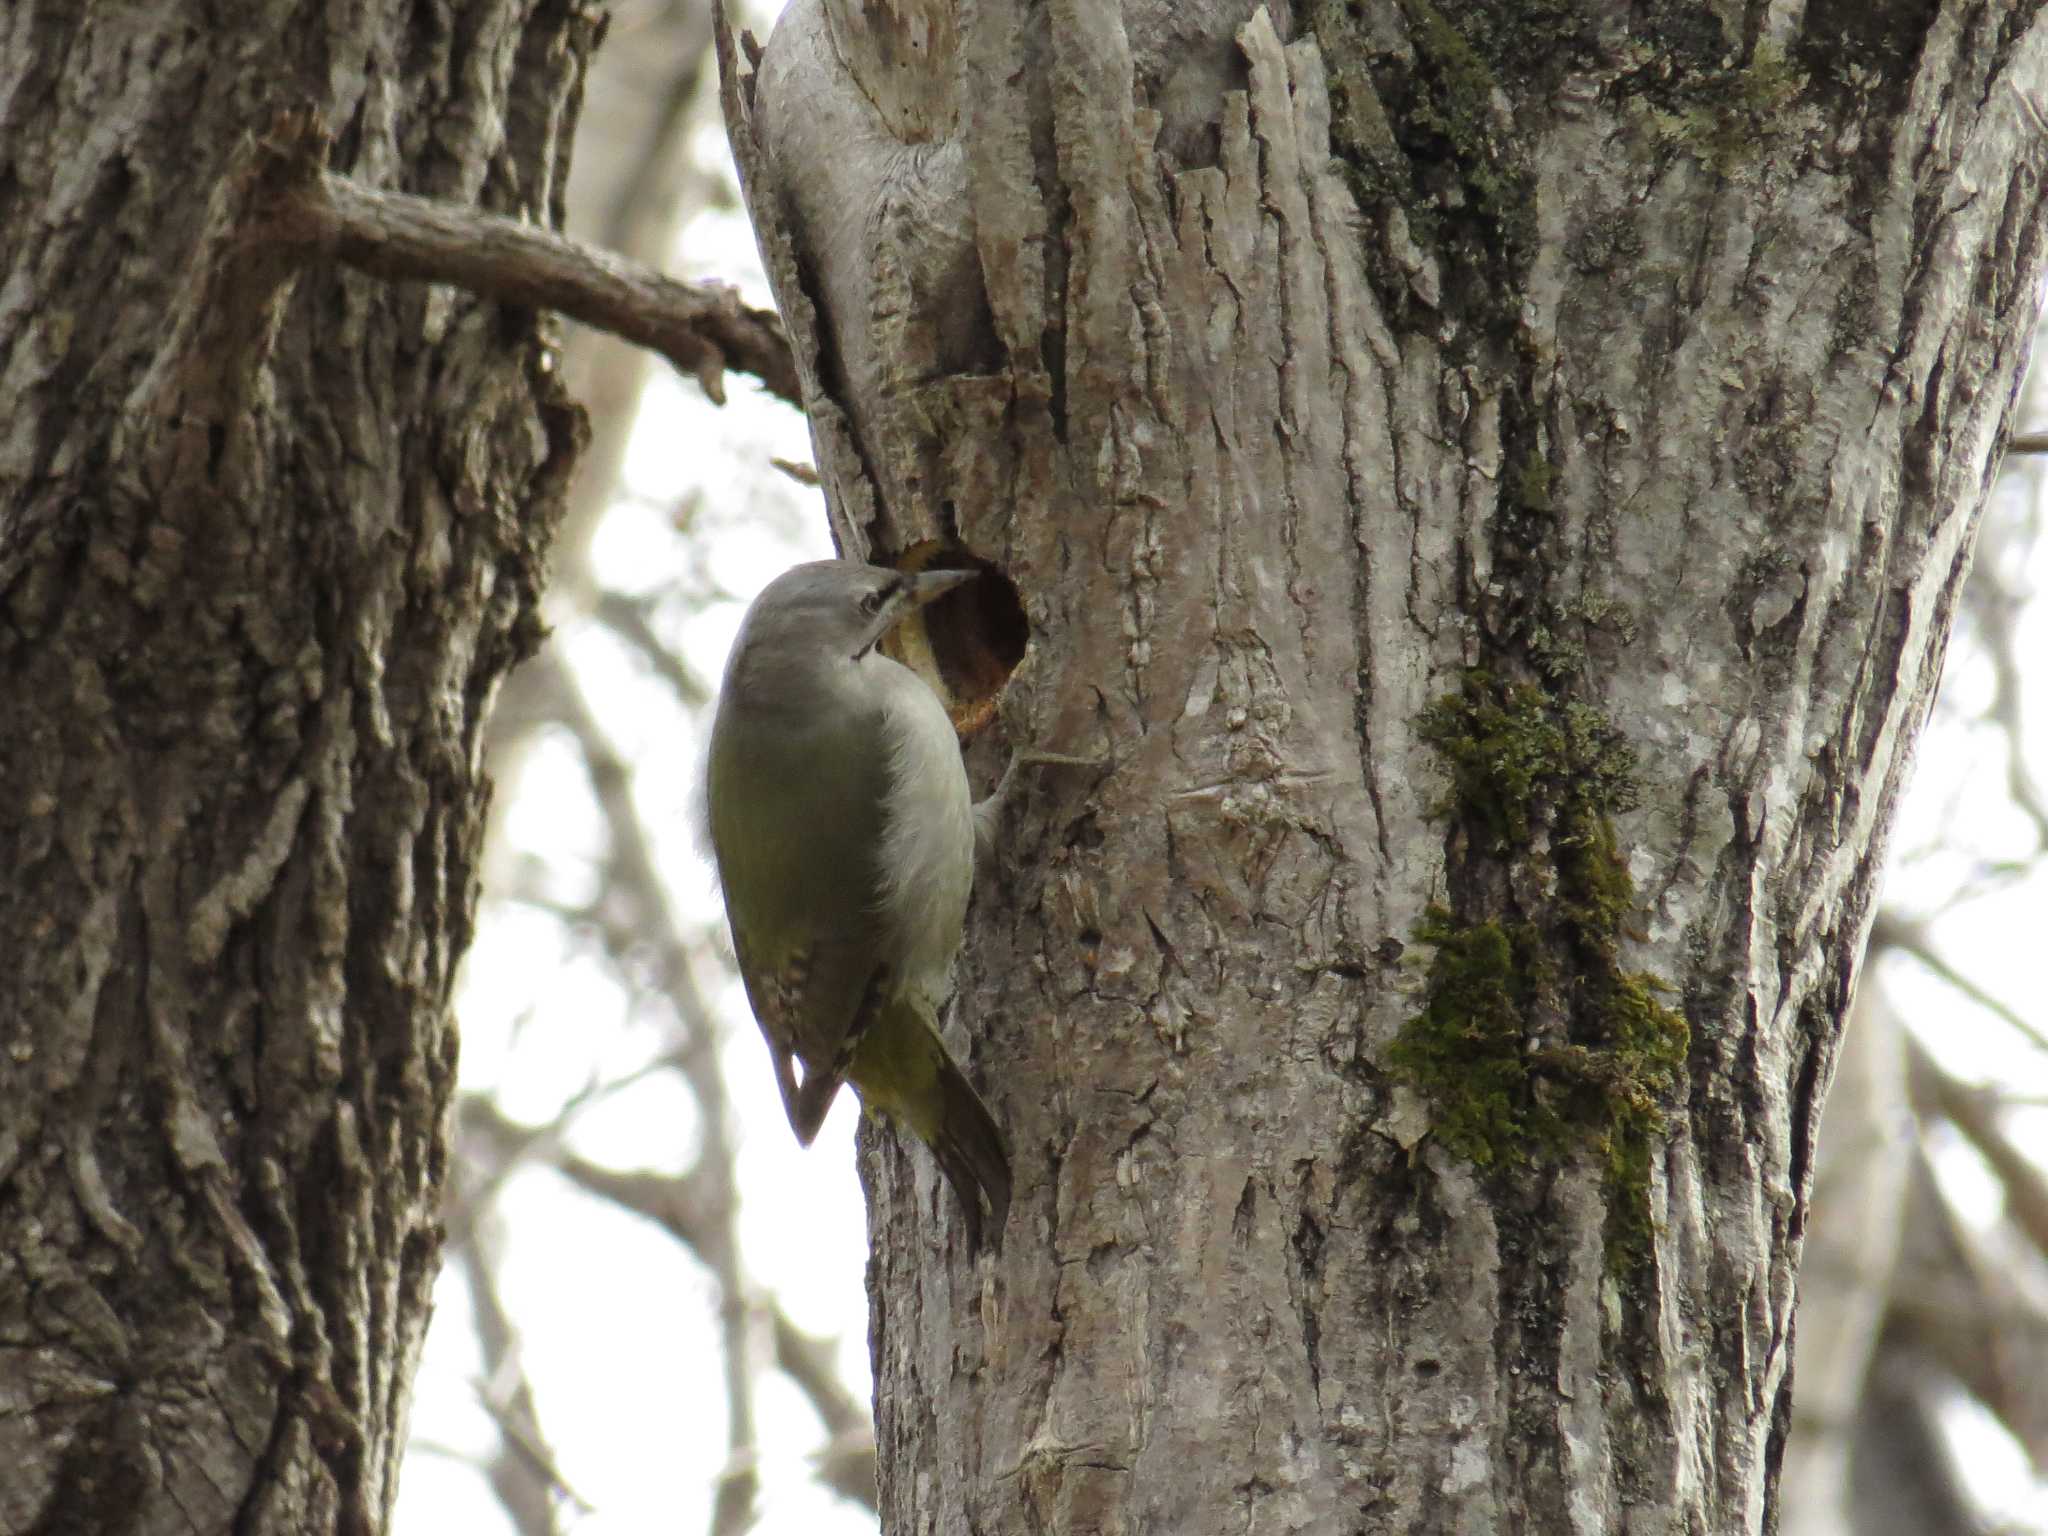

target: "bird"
[704,559,1012,1246]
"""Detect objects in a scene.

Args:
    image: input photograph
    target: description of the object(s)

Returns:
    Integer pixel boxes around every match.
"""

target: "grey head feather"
[698,560,896,857]
[722,560,906,704]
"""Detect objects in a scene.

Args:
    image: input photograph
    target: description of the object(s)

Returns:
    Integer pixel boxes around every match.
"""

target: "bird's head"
[737,559,976,669]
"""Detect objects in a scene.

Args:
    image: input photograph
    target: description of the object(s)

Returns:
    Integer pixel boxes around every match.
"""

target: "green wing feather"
[709,697,891,1076]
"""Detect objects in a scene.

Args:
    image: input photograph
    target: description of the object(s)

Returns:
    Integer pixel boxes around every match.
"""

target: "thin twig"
[1873,913,2048,1058]
[455,1205,586,1535]
[447,1045,695,1246]
[592,592,711,708]
[470,1374,598,1522]
[1914,1037,2048,1268]
[543,651,763,1536]
[477,1103,879,1515]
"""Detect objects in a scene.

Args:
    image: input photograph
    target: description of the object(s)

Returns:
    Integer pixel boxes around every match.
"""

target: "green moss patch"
[1395,672,1688,1264]
[1640,42,1805,175]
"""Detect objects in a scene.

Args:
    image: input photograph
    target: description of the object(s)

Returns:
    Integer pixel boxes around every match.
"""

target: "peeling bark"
[721,1,2048,1530]
[0,5,591,1531]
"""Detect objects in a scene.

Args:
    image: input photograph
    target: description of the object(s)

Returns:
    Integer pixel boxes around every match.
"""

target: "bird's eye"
[858,589,885,616]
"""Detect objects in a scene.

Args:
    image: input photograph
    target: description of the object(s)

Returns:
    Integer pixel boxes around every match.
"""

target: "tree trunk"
[0,6,588,1531]
[721,1,2048,1530]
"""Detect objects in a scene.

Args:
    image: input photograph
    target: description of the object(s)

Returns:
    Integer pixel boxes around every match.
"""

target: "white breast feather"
[868,656,974,1004]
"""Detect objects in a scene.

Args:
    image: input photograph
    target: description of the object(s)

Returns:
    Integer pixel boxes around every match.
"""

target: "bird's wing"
[708,693,895,1118]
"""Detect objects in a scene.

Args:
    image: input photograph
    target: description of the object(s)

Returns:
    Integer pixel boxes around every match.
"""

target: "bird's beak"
[855,567,976,658]
[906,566,978,608]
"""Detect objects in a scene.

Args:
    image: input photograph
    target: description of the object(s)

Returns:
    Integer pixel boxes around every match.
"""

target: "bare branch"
[772,1313,877,1509]
[541,650,762,1536]
[462,1093,881,1513]
[312,171,796,405]
[245,112,802,406]
[1962,498,2048,853]
[454,1208,588,1536]
[592,592,712,708]
[468,1372,597,1527]
[1872,913,2048,1059]
[477,1106,880,1516]
[1914,1041,2048,1271]
[1876,1108,2048,1465]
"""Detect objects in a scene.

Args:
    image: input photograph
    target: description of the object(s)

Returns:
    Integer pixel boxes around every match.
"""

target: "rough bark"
[721,0,2048,1532]
[0,5,590,1532]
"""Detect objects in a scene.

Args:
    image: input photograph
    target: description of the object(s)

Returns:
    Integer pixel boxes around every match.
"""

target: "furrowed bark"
[0,6,591,1530]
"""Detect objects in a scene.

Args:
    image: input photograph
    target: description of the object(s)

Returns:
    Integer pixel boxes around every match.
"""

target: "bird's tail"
[852,1001,1013,1249]
[927,1057,1013,1250]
